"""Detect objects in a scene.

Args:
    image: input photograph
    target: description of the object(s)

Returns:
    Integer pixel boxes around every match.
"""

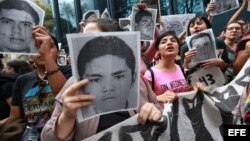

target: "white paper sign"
[186,29,217,65]
[187,66,226,88]
[210,0,240,16]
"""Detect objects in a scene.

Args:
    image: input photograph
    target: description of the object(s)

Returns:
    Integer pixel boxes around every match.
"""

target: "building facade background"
[38,0,249,53]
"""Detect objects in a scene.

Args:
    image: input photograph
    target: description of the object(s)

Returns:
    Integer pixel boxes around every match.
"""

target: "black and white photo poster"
[83,114,171,141]
[101,8,111,20]
[0,0,45,54]
[161,14,196,36]
[210,0,239,16]
[140,0,161,19]
[80,59,250,141]
[66,32,140,122]
[83,10,100,21]
[186,29,217,65]
[131,7,157,41]
[170,58,250,141]
[119,18,131,31]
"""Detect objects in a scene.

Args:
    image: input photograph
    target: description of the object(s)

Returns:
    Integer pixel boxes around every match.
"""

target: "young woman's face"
[224,23,242,40]
[82,55,133,113]
[158,35,179,57]
[189,18,208,35]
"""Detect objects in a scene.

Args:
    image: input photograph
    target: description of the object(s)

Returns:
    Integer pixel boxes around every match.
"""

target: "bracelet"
[45,67,60,76]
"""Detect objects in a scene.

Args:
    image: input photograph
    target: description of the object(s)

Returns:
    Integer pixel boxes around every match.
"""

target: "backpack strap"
[148,68,155,91]
[141,54,151,69]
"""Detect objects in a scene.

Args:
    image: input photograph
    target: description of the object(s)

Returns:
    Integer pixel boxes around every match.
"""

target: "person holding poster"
[181,16,229,72]
[144,31,189,107]
[76,35,138,119]
[41,19,162,141]
[188,30,217,64]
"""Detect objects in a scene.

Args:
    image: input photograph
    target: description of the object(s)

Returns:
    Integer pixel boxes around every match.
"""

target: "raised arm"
[41,79,96,140]
[32,26,70,95]
[233,40,250,74]
[206,2,216,23]
[158,17,168,32]
[144,28,160,60]
[228,0,248,23]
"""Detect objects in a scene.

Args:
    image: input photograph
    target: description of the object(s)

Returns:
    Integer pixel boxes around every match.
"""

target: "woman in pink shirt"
[144,31,189,106]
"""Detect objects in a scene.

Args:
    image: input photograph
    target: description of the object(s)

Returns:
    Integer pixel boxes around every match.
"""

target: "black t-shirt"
[11,65,71,131]
[0,72,17,120]
[97,111,130,133]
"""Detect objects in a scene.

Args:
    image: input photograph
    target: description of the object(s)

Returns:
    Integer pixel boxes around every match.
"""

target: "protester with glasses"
[222,21,243,82]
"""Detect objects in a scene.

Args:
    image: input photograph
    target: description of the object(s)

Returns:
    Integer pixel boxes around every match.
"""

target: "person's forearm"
[156,95,164,103]
[144,28,160,60]
[182,59,190,69]
[228,1,247,23]
[207,14,213,23]
[44,56,67,95]
[218,60,228,71]
[178,31,186,41]
[56,113,76,139]
[233,52,250,74]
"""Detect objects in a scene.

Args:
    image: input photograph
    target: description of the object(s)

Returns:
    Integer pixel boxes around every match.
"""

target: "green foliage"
[33,0,54,34]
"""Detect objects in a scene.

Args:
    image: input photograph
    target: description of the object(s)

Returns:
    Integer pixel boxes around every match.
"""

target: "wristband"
[45,67,60,76]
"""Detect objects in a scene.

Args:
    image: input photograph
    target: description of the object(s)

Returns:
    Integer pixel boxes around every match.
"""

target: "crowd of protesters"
[0,0,250,141]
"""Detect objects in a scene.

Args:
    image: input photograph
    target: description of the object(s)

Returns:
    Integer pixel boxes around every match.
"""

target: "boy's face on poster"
[83,55,133,113]
[191,36,212,56]
[0,9,35,52]
[138,16,153,38]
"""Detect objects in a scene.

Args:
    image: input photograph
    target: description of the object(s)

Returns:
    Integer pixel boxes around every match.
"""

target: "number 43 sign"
[188,66,226,87]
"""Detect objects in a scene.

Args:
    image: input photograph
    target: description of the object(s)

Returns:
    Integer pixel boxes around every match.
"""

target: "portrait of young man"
[161,14,195,36]
[0,0,44,54]
[131,7,157,41]
[67,32,140,122]
[187,29,217,64]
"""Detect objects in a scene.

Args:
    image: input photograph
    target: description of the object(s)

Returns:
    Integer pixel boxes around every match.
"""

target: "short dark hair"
[187,17,211,36]
[189,32,212,47]
[135,10,152,24]
[77,36,136,82]
[91,18,121,32]
[6,60,33,75]
[0,0,40,25]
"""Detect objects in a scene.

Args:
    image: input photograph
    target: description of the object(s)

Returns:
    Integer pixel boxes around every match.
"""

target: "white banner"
[82,59,250,141]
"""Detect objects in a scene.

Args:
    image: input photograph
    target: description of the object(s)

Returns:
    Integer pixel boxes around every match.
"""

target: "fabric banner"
[83,58,250,141]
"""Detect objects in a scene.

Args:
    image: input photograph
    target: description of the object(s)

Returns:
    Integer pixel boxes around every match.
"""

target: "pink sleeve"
[143,28,160,61]
[144,70,152,82]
